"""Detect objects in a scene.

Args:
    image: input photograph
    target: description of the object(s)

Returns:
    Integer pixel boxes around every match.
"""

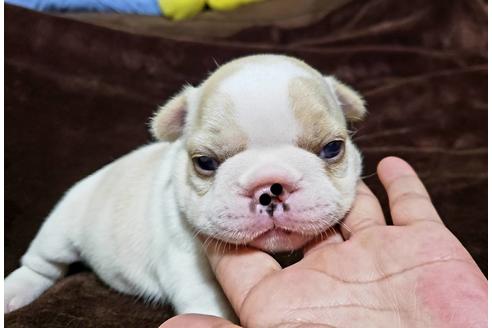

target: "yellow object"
[159,0,264,20]
[159,0,206,20]
[207,0,263,11]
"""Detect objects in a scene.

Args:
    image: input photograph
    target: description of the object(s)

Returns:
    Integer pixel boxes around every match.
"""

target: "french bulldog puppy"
[4,54,366,318]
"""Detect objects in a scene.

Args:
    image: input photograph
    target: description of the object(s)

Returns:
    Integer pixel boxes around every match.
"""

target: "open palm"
[162,157,487,328]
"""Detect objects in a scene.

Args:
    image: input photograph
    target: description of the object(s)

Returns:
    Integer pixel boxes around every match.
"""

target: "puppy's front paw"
[4,266,55,313]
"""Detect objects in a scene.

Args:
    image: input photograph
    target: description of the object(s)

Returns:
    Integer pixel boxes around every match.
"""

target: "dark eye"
[320,140,344,160]
[193,156,219,175]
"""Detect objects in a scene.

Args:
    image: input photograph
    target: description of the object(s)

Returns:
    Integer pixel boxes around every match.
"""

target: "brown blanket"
[5,0,487,326]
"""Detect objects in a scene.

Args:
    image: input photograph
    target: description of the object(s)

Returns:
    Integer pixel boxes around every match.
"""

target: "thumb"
[205,240,281,315]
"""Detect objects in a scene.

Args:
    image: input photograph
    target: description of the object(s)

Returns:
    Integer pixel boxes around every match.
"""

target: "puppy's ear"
[150,86,192,141]
[325,76,366,122]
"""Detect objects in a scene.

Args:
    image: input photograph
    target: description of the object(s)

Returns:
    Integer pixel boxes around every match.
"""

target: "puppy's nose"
[253,182,289,206]
[270,183,283,196]
[259,193,272,206]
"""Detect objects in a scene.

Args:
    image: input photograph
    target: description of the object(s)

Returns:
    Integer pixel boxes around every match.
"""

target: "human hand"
[161,157,487,328]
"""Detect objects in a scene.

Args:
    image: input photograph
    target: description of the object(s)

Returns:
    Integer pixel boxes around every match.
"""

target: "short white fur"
[220,60,310,147]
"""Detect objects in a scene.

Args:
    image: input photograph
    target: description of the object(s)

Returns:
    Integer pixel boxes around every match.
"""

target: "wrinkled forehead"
[189,58,346,149]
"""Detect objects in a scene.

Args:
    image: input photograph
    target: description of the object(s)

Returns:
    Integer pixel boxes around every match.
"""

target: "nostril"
[270,183,283,196]
[259,193,272,206]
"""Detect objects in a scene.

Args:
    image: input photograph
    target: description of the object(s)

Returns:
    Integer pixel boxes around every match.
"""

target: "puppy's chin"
[247,228,312,253]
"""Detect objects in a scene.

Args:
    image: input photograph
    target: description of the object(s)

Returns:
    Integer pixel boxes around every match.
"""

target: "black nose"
[270,183,283,196]
[259,193,272,206]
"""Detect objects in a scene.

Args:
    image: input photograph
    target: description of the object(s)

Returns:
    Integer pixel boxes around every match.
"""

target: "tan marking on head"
[289,77,347,154]
[185,123,248,193]
[186,92,247,193]
[185,57,254,165]
[289,77,352,178]
[187,89,248,156]
[185,124,248,195]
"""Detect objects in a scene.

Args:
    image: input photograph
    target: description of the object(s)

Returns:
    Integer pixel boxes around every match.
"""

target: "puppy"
[4,54,366,317]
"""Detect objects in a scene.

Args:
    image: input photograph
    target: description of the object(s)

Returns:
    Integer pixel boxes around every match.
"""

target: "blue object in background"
[5,0,163,15]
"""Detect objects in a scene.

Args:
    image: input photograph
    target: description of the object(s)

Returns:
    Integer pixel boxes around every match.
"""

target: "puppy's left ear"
[325,76,366,122]
[150,86,193,141]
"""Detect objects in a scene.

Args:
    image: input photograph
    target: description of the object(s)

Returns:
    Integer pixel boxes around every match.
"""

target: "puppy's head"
[152,55,366,252]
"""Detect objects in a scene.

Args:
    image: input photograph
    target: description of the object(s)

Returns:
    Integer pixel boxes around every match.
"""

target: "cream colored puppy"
[4,54,366,317]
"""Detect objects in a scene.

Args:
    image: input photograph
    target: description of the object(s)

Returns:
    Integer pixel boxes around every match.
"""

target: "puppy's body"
[6,141,230,316]
[5,55,366,317]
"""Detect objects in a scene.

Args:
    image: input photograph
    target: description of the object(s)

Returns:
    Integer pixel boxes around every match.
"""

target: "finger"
[341,181,386,239]
[160,314,240,328]
[206,241,281,315]
[377,156,442,225]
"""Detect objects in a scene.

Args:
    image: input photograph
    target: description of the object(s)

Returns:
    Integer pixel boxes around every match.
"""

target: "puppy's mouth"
[258,226,293,237]
[247,226,310,252]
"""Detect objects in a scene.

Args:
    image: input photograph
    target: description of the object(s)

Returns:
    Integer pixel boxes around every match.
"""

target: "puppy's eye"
[320,140,344,160]
[193,156,219,175]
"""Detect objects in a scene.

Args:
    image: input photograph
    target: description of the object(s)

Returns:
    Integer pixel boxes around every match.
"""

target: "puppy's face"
[152,55,366,252]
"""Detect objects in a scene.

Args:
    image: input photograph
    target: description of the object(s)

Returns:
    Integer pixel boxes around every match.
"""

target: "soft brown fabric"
[5,0,487,326]
[5,273,173,327]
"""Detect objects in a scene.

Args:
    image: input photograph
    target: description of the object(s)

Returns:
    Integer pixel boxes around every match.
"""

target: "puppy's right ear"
[150,86,192,142]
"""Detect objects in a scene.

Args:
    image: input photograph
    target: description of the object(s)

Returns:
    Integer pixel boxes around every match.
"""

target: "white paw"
[4,266,54,313]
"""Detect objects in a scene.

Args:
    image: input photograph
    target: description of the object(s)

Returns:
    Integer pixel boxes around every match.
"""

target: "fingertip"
[377,156,416,183]
[376,156,440,225]
[161,314,237,328]
[160,314,202,328]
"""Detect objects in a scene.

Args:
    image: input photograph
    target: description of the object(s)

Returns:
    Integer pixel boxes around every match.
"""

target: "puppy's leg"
[5,202,79,313]
[172,278,234,319]
[162,249,236,321]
